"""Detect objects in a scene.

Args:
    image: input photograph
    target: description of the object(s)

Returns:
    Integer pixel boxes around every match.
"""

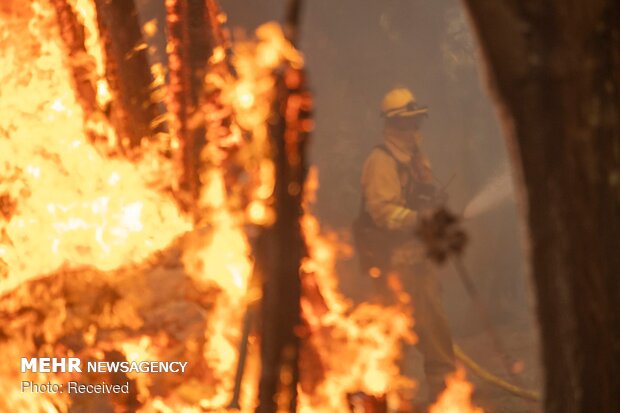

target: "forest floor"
[459,317,542,413]
[402,315,543,413]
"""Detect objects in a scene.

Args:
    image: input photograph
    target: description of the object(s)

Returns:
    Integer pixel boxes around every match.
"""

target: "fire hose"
[453,343,540,401]
[417,206,541,403]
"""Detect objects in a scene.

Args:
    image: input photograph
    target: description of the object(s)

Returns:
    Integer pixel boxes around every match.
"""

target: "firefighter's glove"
[416,207,467,264]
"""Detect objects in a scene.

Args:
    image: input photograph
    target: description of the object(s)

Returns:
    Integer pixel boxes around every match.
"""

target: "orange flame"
[175,22,300,412]
[1,2,421,410]
[429,368,484,413]
[299,169,416,412]
[0,1,189,298]
[0,2,189,410]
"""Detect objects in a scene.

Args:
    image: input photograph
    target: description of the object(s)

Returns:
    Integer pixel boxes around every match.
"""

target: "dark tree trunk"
[94,0,160,149]
[255,67,312,413]
[462,1,620,412]
[166,0,218,211]
[166,0,192,205]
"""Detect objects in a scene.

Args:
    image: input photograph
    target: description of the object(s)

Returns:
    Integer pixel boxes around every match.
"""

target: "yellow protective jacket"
[360,133,434,231]
[354,129,436,272]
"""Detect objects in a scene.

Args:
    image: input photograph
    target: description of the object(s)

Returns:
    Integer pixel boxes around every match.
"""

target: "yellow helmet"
[381,87,428,118]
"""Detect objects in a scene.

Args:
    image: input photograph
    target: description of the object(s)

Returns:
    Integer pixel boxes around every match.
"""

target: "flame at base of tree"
[0,1,484,412]
[298,172,416,411]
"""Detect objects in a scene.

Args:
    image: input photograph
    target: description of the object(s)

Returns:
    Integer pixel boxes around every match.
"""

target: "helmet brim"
[385,106,428,118]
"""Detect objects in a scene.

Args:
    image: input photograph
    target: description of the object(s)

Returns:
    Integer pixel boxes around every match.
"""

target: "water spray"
[463,164,513,220]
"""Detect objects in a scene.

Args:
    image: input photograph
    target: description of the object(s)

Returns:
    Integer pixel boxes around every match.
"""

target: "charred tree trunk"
[166,0,219,211]
[94,0,160,149]
[50,0,98,118]
[462,1,620,412]
[166,0,192,205]
[255,67,312,413]
[255,6,311,411]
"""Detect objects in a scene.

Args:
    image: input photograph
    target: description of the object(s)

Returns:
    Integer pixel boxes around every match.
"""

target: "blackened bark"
[204,0,227,47]
[94,0,160,148]
[186,1,215,102]
[255,67,312,413]
[50,0,98,117]
[462,1,620,412]
[165,0,192,204]
[166,0,220,212]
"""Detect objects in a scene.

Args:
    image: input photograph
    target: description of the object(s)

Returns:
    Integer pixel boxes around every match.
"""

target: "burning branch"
[94,0,161,149]
[50,0,98,119]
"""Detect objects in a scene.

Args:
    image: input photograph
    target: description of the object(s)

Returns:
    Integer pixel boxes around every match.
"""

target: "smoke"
[463,164,513,220]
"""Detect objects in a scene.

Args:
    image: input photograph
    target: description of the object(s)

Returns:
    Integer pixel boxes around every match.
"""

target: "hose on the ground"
[453,343,541,401]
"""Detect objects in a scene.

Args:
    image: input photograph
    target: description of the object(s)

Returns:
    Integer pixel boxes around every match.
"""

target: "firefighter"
[354,87,456,403]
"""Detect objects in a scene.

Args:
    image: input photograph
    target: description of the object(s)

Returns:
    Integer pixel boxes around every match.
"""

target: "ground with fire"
[0,1,543,412]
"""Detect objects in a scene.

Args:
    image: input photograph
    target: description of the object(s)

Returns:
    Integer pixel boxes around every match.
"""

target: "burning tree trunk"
[255,67,312,413]
[165,0,191,192]
[462,1,620,412]
[50,0,98,118]
[94,0,160,149]
[166,0,221,210]
[255,4,314,411]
